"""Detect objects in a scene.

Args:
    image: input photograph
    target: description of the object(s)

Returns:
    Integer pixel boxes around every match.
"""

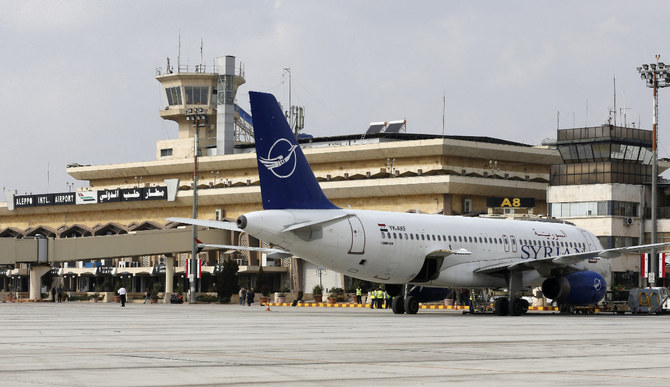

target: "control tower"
[155,55,246,159]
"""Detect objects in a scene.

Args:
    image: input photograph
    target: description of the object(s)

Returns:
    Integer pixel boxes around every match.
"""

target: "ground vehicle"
[600,290,630,314]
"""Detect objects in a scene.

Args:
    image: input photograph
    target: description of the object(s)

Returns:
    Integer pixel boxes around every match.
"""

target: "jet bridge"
[0,227,228,264]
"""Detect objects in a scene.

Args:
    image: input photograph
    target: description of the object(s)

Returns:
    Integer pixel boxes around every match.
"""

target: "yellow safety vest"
[356,288,362,296]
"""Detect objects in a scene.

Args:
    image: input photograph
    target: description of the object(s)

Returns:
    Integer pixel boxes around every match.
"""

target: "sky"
[1,0,670,199]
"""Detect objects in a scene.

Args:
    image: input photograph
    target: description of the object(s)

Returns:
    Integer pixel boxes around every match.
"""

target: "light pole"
[186,107,208,302]
[637,56,670,286]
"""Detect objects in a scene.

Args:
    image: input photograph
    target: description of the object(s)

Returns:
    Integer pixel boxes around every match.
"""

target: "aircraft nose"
[236,215,247,229]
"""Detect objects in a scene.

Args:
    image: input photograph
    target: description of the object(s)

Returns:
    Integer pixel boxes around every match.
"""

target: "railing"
[155,63,245,78]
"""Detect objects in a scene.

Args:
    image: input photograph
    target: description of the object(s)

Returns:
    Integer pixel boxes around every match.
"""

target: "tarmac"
[1,302,669,386]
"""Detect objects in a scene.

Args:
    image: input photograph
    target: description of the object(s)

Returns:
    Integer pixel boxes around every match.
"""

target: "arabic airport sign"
[95,266,114,276]
[14,186,169,209]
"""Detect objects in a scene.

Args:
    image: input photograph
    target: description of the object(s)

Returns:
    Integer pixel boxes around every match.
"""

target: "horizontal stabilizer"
[282,213,355,232]
[196,242,291,258]
[166,217,243,233]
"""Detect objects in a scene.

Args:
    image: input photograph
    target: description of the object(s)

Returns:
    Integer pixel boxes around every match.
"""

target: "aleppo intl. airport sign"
[14,187,169,208]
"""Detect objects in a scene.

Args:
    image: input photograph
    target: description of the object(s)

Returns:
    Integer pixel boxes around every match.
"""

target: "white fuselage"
[241,209,610,288]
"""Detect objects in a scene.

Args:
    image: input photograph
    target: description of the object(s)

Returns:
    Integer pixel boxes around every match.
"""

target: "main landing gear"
[494,270,529,316]
[494,297,529,316]
[391,295,419,315]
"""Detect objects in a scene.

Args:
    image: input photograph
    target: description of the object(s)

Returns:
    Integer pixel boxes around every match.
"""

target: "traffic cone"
[265,301,271,311]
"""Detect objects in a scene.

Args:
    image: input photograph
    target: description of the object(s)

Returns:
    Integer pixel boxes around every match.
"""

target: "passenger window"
[448,236,452,242]
[405,233,408,239]
[381,233,385,239]
[432,235,436,241]
[393,233,397,239]
[410,234,414,240]
[387,232,391,239]
[421,234,425,240]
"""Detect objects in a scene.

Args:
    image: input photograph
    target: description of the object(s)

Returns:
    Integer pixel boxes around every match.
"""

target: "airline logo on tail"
[258,138,298,178]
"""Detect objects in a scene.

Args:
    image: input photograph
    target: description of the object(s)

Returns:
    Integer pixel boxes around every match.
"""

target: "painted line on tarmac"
[265,302,558,311]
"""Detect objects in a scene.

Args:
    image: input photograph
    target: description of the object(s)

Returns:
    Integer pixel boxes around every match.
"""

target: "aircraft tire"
[510,298,524,316]
[404,296,419,314]
[495,298,508,316]
[392,296,405,314]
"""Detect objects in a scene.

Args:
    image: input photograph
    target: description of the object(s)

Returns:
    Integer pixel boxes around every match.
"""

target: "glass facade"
[550,200,638,218]
[552,125,653,186]
[597,236,639,249]
[550,162,651,185]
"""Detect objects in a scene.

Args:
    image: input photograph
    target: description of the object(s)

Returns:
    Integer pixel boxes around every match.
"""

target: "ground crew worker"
[369,289,376,309]
[469,289,476,314]
[355,287,362,304]
[376,288,384,309]
[385,290,392,309]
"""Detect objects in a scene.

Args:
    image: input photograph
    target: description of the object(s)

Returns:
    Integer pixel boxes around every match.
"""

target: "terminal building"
[1,55,668,300]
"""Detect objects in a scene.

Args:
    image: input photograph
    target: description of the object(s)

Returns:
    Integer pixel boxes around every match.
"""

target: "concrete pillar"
[29,265,51,300]
[165,256,175,293]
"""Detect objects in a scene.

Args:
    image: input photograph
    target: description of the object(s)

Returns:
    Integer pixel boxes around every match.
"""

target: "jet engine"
[541,271,607,306]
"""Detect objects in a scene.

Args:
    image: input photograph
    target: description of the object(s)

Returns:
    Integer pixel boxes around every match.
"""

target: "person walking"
[143,288,150,304]
[239,288,247,306]
[118,285,127,307]
[56,286,63,303]
[51,286,56,303]
[246,288,254,306]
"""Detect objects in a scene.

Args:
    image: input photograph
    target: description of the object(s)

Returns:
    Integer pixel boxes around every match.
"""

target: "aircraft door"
[503,235,510,253]
[580,230,595,251]
[510,235,517,253]
[348,216,366,254]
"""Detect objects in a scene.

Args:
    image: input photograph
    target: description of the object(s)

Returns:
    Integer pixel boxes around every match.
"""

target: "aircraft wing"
[427,248,471,258]
[166,217,243,232]
[475,242,670,275]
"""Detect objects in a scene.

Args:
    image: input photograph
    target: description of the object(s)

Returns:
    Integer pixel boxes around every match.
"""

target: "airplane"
[169,91,669,316]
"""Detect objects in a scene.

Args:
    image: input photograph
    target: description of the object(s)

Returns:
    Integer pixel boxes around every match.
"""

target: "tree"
[255,264,270,297]
[216,258,240,302]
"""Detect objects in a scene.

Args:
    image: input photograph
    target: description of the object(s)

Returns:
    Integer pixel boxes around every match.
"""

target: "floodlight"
[643,64,649,70]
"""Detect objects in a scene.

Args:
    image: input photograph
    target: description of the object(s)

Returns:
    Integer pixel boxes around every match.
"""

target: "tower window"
[185,86,210,105]
[165,87,182,106]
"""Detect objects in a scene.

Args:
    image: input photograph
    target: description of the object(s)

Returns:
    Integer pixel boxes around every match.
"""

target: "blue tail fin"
[249,91,338,210]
